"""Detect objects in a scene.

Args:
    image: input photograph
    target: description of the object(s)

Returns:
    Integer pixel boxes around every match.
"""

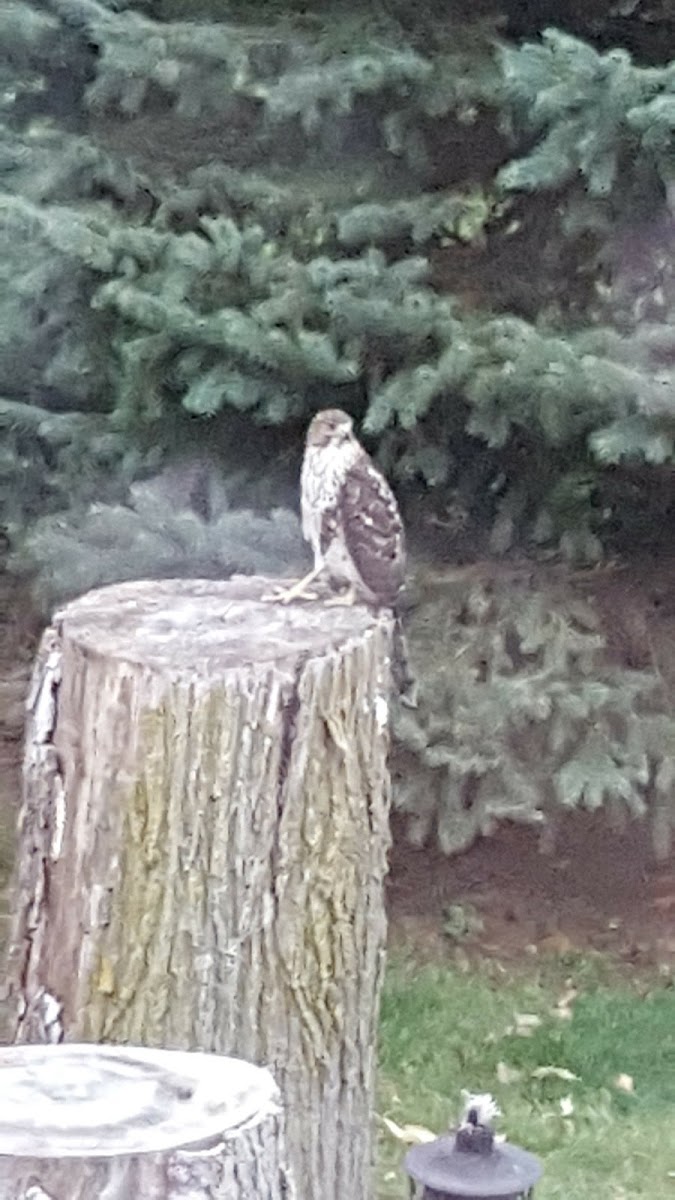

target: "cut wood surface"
[7,576,395,1200]
[0,1042,288,1199]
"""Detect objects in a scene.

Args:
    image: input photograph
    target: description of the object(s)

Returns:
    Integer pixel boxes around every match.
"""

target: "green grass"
[377,954,675,1199]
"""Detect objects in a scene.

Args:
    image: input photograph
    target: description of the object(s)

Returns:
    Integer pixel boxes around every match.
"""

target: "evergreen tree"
[3,1,675,578]
[393,568,675,859]
[3,0,675,852]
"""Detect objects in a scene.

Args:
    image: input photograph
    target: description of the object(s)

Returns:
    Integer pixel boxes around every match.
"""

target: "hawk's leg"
[262,564,324,604]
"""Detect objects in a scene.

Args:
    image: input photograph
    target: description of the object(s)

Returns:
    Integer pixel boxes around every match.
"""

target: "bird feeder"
[404,1094,542,1200]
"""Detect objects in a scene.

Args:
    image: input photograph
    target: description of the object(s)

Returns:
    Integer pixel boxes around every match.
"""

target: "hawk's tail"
[392,610,418,709]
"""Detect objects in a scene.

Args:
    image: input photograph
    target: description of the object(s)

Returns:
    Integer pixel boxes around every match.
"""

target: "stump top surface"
[0,1044,278,1158]
[55,577,390,675]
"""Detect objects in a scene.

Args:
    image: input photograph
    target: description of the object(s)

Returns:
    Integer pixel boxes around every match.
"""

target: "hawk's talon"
[261,586,321,604]
[285,589,320,604]
[261,565,324,605]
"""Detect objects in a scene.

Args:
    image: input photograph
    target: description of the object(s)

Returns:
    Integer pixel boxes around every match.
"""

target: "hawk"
[285,408,405,607]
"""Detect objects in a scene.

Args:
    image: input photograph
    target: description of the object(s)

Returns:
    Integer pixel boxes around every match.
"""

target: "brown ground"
[0,565,674,971]
[387,811,675,970]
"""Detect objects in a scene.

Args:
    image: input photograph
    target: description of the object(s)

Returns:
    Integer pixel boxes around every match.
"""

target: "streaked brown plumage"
[300,409,405,607]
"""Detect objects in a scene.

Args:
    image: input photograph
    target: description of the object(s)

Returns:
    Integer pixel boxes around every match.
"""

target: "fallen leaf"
[379,1116,436,1145]
[613,1074,635,1094]
[531,1066,579,1082]
[552,984,578,1021]
[557,985,578,1008]
[496,1061,523,1084]
[515,1012,543,1036]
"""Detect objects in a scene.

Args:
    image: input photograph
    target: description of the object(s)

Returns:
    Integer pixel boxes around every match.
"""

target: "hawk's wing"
[331,453,405,606]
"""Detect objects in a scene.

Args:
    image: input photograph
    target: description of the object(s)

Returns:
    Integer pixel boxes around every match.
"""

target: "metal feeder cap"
[405,1133,543,1198]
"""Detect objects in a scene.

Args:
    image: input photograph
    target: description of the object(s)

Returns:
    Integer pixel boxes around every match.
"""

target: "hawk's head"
[306,409,355,449]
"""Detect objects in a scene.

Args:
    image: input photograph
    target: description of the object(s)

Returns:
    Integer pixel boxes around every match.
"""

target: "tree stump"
[0,1042,289,1199]
[7,577,394,1200]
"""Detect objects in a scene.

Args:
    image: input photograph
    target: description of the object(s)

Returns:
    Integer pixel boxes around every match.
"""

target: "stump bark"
[0,1042,288,1200]
[8,577,394,1200]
